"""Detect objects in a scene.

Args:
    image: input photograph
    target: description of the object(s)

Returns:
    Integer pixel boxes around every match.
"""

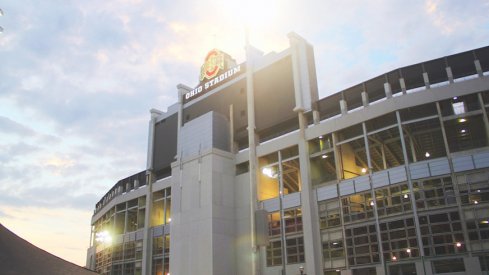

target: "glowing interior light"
[168,218,171,222]
[406,248,411,253]
[480,220,489,224]
[404,194,409,199]
[453,96,458,100]
[392,256,397,261]
[461,129,466,133]
[322,155,328,159]
[425,152,430,158]
[361,168,367,173]
[95,231,112,245]
[262,167,277,178]
[458,118,466,123]
[456,242,462,247]
[474,200,479,204]
[370,201,375,206]
[319,135,323,139]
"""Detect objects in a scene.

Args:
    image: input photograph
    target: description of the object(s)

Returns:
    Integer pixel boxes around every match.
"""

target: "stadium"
[86,33,489,275]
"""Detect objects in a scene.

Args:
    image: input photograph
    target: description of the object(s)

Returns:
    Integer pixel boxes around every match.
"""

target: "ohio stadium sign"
[184,49,245,103]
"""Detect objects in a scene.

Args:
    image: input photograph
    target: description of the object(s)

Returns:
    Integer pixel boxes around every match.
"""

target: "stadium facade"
[86,33,489,275]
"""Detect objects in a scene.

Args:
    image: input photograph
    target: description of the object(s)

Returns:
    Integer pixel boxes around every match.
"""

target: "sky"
[1,0,489,267]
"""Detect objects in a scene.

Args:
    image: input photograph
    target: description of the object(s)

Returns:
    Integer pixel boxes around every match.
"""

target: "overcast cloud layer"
[1,0,489,266]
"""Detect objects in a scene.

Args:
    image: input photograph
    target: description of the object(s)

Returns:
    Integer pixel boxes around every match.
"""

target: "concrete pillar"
[465,256,483,275]
[475,60,484,77]
[313,110,320,125]
[423,72,430,89]
[375,265,386,275]
[416,259,432,275]
[289,32,322,275]
[384,82,392,98]
[361,91,369,107]
[399,77,407,94]
[446,66,454,84]
[340,99,348,115]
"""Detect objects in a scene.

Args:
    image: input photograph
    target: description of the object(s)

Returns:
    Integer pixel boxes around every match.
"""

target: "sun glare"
[218,0,279,29]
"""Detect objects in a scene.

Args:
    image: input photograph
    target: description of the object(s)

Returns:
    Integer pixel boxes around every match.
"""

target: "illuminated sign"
[184,49,245,103]
[200,49,225,81]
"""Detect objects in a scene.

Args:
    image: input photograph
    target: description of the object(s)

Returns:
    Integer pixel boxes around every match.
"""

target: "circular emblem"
[200,49,224,81]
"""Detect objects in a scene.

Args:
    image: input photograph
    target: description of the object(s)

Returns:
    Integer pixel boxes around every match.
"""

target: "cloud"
[0,116,36,136]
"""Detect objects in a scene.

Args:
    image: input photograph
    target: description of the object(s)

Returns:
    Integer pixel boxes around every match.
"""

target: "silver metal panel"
[410,162,430,179]
[283,192,301,209]
[136,229,144,240]
[316,184,338,201]
[355,175,370,192]
[388,166,407,184]
[152,225,163,237]
[428,158,450,176]
[452,155,475,172]
[339,180,355,196]
[372,171,389,188]
[474,151,489,169]
[263,198,280,212]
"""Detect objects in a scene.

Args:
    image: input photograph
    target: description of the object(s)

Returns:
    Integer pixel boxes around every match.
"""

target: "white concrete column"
[446,66,454,83]
[384,82,392,98]
[475,60,483,77]
[465,256,483,275]
[289,32,322,275]
[423,72,430,89]
[399,77,407,94]
[340,99,348,115]
[177,84,192,155]
[245,41,260,275]
[361,91,369,107]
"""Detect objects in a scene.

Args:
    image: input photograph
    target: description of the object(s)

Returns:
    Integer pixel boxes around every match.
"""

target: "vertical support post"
[396,111,425,258]
[478,92,489,145]
[423,72,430,89]
[475,60,483,77]
[361,91,369,107]
[362,122,385,273]
[245,39,259,275]
[446,67,454,84]
[399,78,407,94]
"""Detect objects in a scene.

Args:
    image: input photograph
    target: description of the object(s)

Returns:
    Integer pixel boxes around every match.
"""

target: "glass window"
[345,224,380,266]
[337,125,368,179]
[319,199,341,229]
[401,118,446,162]
[342,192,374,223]
[444,114,487,153]
[419,211,465,256]
[388,263,417,275]
[310,151,337,186]
[439,94,480,116]
[258,146,300,200]
[432,258,465,273]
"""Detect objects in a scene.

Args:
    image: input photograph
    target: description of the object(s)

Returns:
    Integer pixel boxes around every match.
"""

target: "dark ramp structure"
[0,223,97,275]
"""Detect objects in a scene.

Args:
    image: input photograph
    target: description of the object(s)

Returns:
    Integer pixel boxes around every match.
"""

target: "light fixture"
[370,201,375,206]
[425,152,430,158]
[332,242,338,245]
[404,194,409,199]
[474,200,479,204]
[319,135,323,139]
[361,168,367,173]
[322,154,328,159]
[480,220,489,224]
[262,167,277,178]
[456,242,462,247]
[458,118,466,123]
[392,256,397,261]
[168,218,171,222]
[406,248,411,253]
[453,96,458,100]
[461,129,466,134]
